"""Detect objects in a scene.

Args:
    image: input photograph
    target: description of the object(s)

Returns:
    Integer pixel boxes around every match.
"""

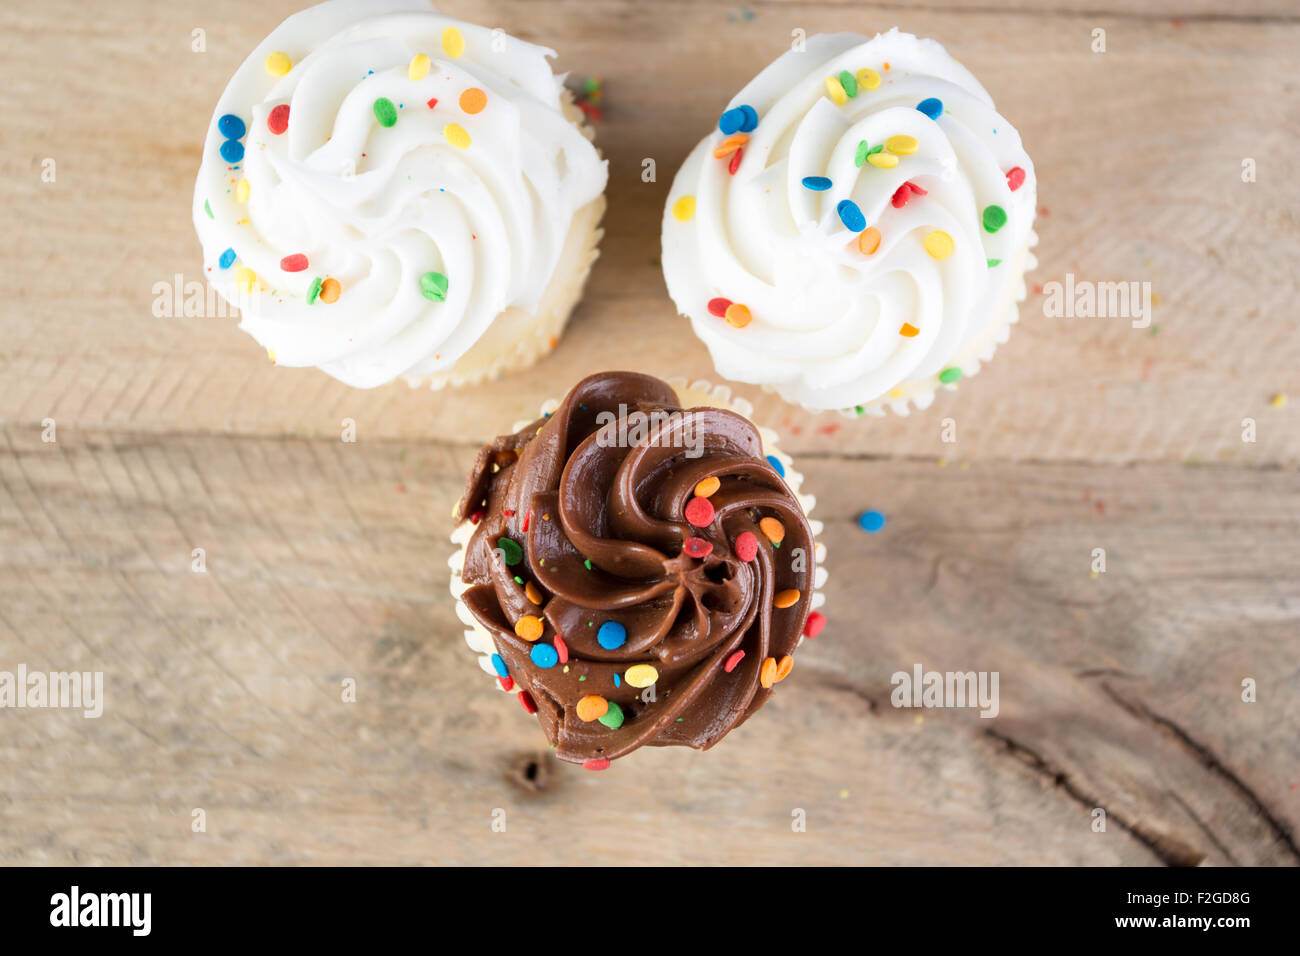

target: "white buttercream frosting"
[662,29,1037,412]
[193,0,607,388]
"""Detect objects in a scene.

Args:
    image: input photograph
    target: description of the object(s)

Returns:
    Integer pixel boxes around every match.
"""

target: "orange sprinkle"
[712,133,749,158]
[760,657,778,689]
[514,615,544,641]
[858,226,882,255]
[774,655,794,682]
[694,476,721,498]
[883,61,891,70]
[319,278,341,303]
[459,87,487,114]
[524,581,543,605]
[576,695,608,722]
[773,588,800,608]
[724,303,752,328]
[759,516,785,544]
[899,322,920,337]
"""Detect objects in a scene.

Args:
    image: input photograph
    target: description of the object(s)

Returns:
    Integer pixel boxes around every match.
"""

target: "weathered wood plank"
[0,1,1296,464]
[2,423,1294,864]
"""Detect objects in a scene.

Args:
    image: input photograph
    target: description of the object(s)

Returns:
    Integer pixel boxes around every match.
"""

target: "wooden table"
[1,0,1297,865]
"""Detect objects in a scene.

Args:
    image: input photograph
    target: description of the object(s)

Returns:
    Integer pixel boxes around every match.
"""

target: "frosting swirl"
[662,29,1037,411]
[193,0,606,387]
[454,372,818,766]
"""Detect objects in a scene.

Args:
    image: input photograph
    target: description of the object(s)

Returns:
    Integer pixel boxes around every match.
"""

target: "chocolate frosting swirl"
[454,371,817,766]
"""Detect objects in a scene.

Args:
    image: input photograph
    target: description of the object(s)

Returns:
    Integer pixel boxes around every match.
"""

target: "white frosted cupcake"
[193,0,607,389]
[662,29,1038,415]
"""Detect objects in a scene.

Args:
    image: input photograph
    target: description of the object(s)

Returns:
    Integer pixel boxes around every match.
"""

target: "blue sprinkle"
[858,510,886,533]
[718,107,746,135]
[490,653,509,678]
[613,674,621,688]
[801,176,832,191]
[218,248,236,269]
[917,97,944,120]
[219,139,245,164]
[836,199,866,232]
[766,455,785,477]
[597,621,627,650]
[217,114,246,140]
[738,104,759,132]
[530,643,558,668]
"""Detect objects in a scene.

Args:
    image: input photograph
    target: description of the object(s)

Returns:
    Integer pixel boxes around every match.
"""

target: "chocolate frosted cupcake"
[448,372,827,769]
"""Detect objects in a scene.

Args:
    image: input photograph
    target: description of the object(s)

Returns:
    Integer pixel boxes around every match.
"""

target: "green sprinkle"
[867,144,884,157]
[204,199,213,219]
[854,140,870,167]
[854,405,865,416]
[578,675,586,681]
[773,540,781,549]
[373,97,398,127]
[676,717,684,722]
[982,204,1007,233]
[598,701,625,729]
[306,276,323,304]
[839,70,858,98]
[986,258,1001,268]
[419,271,449,302]
[583,558,592,570]
[513,576,523,584]
[496,537,523,566]
[939,367,963,385]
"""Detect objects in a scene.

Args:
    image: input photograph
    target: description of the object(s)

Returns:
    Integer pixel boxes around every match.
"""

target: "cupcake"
[662,29,1038,415]
[448,371,827,769]
[193,0,608,389]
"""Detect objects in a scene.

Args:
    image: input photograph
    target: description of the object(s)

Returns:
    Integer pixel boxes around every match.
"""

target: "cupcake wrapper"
[405,91,606,390]
[447,376,829,687]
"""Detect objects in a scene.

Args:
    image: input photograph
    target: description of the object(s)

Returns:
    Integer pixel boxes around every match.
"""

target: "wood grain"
[0,0,1297,866]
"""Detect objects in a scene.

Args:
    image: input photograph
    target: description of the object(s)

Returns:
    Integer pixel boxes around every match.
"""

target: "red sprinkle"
[707,297,733,317]
[728,146,743,175]
[280,253,308,272]
[468,508,485,525]
[724,650,745,673]
[682,536,713,559]
[503,509,515,517]
[803,611,826,639]
[267,104,290,135]
[426,97,439,109]
[522,509,531,533]
[684,496,716,527]
[583,758,611,771]
[1006,166,1026,192]
[891,184,912,208]
[554,634,568,664]
[498,676,514,691]
[518,690,537,715]
[734,531,758,562]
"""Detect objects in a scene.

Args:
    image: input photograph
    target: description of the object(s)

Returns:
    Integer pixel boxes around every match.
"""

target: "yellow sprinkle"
[408,53,431,81]
[899,322,919,337]
[514,615,544,642]
[267,348,276,365]
[264,51,292,76]
[867,151,899,169]
[624,664,659,689]
[858,226,882,255]
[1270,393,1287,408]
[234,178,250,203]
[773,588,800,609]
[724,303,752,328]
[886,134,919,155]
[442,27,465,58]
[672,195,696,222]
[839,789,850,799]
[888,388,904,398]
[694,476,720,498]
[924,230,954,260]
[234,266,258,291]
[857,68,881,90]
[524,581,543,605]
[444,123,471,149]
[825,75,847,105]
